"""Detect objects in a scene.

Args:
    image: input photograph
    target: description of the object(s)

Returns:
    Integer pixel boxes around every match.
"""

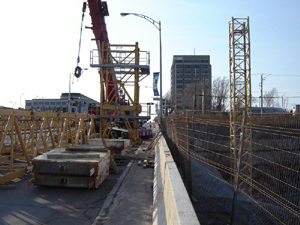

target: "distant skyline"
[1,0,299,110]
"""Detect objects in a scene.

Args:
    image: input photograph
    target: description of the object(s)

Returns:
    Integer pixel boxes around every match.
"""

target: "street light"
[121,12,163,122]
[20,93,25,108]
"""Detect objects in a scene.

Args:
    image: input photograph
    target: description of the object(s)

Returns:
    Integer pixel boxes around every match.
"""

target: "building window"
[176,85,183,89]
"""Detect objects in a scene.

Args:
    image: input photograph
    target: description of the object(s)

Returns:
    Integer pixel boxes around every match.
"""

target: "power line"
[252,96,300,99]
[252,73,300,77]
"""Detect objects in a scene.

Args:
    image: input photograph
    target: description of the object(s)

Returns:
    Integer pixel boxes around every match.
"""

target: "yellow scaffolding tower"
[90,42,150,145]
[229,17,252,193]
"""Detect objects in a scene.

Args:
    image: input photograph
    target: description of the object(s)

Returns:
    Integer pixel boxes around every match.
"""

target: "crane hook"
[74,66,82,78]
[74,2,87,79]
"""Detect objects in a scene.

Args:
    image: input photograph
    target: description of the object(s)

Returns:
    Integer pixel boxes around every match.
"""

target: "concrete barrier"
[153,136,200,225]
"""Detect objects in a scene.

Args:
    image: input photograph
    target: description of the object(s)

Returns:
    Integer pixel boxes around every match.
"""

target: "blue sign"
[153,72,159,96]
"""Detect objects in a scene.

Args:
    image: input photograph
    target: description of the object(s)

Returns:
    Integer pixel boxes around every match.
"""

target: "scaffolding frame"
[229,17,252,193]
[90,42,150,145]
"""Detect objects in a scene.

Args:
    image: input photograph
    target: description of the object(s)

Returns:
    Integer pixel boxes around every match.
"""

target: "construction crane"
[77,1,152,144]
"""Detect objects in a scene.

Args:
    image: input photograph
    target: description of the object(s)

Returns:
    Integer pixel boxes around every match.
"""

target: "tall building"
[170,55,212,109]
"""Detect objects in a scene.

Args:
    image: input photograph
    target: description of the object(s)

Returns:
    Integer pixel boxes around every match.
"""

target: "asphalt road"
[0,163,129,225]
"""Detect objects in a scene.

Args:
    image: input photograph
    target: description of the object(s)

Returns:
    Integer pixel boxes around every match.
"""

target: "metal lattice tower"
[229,17,252,192]
[90,42,150,145]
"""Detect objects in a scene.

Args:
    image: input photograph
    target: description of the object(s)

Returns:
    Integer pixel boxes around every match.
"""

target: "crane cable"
[74,2,87,78]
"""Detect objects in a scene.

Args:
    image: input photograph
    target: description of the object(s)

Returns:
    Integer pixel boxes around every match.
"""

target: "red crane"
[76,0,119,103]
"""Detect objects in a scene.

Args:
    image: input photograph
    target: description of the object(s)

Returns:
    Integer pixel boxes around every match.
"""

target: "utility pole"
[260,74,270,115]
[260,74,263,116]
[193,84,197,109]
[193,68,197,110]
[202,91,205,114]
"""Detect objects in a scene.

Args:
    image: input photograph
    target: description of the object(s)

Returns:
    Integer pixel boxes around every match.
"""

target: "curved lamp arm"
[121,13,160,30]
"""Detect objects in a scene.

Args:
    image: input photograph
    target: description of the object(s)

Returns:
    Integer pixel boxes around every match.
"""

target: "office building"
[170,55,212,109]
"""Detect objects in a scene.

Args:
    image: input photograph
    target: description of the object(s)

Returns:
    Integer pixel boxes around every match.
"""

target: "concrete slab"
[32,148,110,188]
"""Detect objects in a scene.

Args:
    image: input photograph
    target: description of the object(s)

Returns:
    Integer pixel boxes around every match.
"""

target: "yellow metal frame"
[229,17,252,192]
[0,108,97,184]
[98,43,144,145]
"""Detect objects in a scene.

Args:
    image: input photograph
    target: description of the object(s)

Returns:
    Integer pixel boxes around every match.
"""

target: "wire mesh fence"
[162,110,300,225]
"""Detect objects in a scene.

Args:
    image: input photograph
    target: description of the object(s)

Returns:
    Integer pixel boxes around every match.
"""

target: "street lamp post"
[68,73,72,113]
[20,93,24,109]
[121,12,163,122]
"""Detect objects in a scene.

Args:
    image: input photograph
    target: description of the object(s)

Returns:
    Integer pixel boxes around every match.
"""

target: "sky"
[1,0,300,110]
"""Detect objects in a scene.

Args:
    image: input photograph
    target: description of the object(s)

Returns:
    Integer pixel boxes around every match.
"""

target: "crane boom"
[87,0,109,44]
[85,1,151,144]
[87,0,119,102]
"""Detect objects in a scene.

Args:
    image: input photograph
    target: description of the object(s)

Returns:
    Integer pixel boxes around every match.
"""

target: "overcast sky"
[1,0,300,109]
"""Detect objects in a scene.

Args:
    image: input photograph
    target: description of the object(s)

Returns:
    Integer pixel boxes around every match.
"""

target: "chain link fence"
[162,110,300,225]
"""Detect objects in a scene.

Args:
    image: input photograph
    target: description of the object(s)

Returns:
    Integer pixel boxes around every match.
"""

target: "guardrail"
[0,108,97,184]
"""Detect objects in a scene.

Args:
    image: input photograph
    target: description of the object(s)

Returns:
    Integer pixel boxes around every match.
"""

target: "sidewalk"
[93,140,155,225]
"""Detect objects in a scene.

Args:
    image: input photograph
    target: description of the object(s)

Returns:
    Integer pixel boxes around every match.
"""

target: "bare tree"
[252,97,259,106]
[211,77,229,111]
[264,88,280,107]
[178,78,211,110]
[163,90,172,106]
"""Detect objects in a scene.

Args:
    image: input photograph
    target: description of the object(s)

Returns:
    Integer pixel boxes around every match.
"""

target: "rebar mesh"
[162,110,300,225]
